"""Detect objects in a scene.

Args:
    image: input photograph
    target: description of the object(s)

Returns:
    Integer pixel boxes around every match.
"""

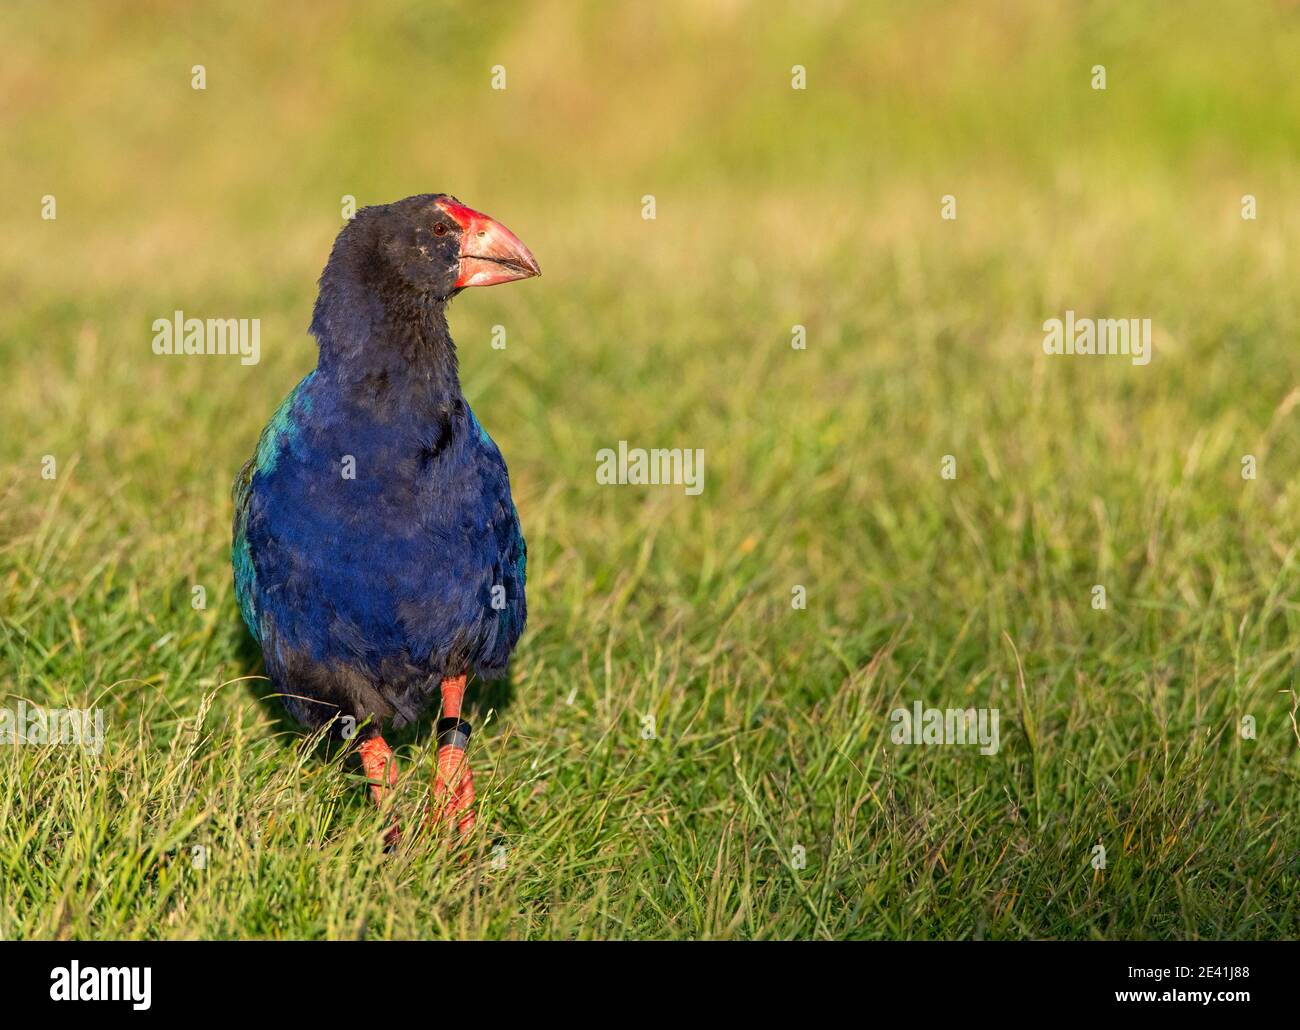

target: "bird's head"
[343,193,541,301]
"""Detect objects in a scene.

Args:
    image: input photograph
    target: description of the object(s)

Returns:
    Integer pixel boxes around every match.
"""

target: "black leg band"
[436,717,472,752]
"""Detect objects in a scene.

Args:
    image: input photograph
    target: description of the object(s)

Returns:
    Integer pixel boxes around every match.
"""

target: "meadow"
[2,1,1299,939]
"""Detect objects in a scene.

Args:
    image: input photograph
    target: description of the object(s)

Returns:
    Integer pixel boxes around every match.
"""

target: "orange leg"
[358,735,401,846]
[432,674,476,835]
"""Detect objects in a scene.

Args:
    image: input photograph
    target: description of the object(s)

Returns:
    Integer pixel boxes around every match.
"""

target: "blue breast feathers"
[231,372,526,686]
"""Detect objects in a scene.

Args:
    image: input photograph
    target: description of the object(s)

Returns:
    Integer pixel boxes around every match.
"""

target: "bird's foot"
[429,717,476,836]
[359,735,402,846]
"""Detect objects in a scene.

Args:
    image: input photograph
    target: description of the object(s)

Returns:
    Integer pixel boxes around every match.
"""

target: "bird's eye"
[433,223,448,237]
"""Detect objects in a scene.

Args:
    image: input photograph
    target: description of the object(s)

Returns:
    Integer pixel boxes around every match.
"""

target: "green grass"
[2,0,1300,939]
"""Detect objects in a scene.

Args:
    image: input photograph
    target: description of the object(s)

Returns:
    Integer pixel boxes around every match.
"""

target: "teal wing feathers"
[231,372,315,643]
[231,453,260,642]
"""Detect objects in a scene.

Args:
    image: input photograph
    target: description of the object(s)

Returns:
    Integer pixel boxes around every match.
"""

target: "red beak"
[438,200,541,289]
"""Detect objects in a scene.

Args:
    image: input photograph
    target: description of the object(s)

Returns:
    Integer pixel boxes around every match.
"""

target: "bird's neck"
[310,275,464,420]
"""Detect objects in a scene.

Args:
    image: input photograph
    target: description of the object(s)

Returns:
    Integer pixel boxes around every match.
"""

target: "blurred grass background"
[2,0,1300,939]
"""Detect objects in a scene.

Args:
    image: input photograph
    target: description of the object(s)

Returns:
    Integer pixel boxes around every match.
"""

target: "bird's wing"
[231,371,316,644]
[231,453,261,642]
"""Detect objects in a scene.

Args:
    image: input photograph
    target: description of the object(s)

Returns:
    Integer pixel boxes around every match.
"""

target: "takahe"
[232,194,539,838]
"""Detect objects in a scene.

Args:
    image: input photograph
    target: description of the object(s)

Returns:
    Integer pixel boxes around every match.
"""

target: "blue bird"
[232,194,539,839]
